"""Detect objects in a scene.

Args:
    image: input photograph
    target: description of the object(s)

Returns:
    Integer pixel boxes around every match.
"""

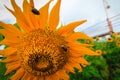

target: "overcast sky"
[0,0,120,31]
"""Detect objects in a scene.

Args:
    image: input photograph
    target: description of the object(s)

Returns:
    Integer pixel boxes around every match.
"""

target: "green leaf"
[0,34,4,41]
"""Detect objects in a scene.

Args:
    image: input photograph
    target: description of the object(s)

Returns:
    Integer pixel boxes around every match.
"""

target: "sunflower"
[95,50,102,55]
[0,0,98,80]
[107,37,113,42]
[112,32,118,37]
[95,36,100,41]
[116,41,120,47]
[112,32,118,40]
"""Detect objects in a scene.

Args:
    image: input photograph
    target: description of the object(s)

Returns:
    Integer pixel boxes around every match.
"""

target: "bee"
[61,45,68,52]
[31,8,40,15]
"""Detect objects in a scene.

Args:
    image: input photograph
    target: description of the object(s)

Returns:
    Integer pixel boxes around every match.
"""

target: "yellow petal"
[58,20,86,36]
[69,50,84,57]
[23,0,39,30]
[0,54,17,62]
[64,62,75,73]
[66,32,94,42]
[69,45,85,57]
[22,72,37,80]
[5,2,30,32]
[11,0,21,13]
[6,61,20,68]
[25,76,34,80]
[30,0,34,8]
[69,59,82,72]
[5,61,20,75]
[0,39,18,47]
[0,47,17,56]
[0,30,20,42]
[46,72,59,80]
[70,57,89,65]
[21,72,28,80]
[11,0,30,31]
[0,21,23,36]
[68,42,99,56]
[39,0,52,29]
[33,76,39,80]
[37,76,43,80]
[56,70,69,80]
[48,0,61,30]
[10,68,25,80]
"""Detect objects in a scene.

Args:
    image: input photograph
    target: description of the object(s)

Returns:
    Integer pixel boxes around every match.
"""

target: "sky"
[0,0,120,32]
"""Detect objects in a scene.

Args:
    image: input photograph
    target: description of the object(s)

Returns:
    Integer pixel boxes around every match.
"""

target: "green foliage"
[0,34,4,41]
[0,25,4,41]
[13,23,21,30]
[69,34,120,80]
[69,56,109,80]
[0,55,16,79]
[0,62,15,80]
[0,62,6,79]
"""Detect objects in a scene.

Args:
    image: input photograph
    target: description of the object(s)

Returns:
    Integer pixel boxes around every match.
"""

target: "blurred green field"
[69,33,120,80]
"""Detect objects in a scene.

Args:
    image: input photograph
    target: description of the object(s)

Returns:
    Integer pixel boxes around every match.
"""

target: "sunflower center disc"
[17,29,69,76]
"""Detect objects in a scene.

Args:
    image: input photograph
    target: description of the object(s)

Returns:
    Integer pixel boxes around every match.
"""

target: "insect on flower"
[32,8,40,15]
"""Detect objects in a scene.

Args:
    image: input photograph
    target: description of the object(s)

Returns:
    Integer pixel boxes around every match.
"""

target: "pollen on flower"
[17,29,69,76]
